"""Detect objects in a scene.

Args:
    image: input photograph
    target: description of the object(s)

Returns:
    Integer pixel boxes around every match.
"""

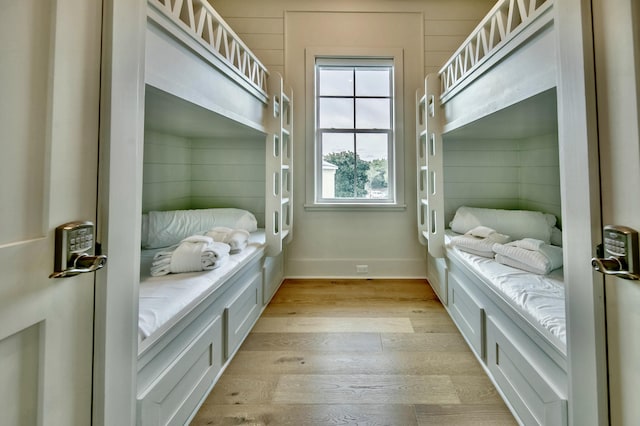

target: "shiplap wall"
[142,131,267,226]
[143,130,192,212]
[444,133,561,226]
[190,138,266,226]
[519,133,561,223]
[210,0,495,78]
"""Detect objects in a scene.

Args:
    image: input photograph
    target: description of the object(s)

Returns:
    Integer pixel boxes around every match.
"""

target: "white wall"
[443,133,562,227]
[210,0,494,278]
[190,138,266,227]
[142,130,267,226]
[143,130,192,212]
[519,133,561,222]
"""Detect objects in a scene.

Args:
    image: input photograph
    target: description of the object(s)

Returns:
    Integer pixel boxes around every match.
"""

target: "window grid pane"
[316,61,394,202]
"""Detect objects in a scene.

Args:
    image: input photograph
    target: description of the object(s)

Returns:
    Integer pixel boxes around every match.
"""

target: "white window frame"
[304,47,406,210]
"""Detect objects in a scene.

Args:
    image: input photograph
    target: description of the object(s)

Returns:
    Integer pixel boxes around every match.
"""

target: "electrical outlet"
[356,264,368,273]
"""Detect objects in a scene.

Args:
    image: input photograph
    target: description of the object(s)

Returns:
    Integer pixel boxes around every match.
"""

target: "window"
[315,58,395,204]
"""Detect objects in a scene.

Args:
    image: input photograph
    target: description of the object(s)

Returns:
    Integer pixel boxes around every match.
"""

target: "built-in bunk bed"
[416,1,566,425]
[137,1,293,424]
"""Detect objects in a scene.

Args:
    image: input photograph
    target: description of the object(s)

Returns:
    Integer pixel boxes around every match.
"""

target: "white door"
[0,0,102,425]
[592,0,640,424]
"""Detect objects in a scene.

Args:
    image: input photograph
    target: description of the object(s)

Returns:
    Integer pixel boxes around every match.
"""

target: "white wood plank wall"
[519,133,561,224]
[142,131,267,226]
[190,138,267,227]
[443,134,561,226]
[143,130,192,212]
[208,0,495,78]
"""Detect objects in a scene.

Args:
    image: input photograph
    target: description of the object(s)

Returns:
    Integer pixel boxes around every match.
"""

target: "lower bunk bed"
[429,210,568,426]
[134,211,284,425]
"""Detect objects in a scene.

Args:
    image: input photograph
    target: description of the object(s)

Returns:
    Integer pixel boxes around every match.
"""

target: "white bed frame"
[136,1,293,424]
[416,1,569,425]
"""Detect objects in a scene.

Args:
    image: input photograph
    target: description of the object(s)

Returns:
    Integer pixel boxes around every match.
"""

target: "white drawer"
[486,315,568,426]
[448,271,485,359]
[137,315,222,426]
[224,272,261,358]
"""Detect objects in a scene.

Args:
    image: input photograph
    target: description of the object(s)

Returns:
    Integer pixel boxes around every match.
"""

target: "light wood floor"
[192,279,517,426]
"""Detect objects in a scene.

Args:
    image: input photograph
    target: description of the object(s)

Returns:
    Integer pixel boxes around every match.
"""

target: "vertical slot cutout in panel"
[429,133,436,157]
[282,133,289,161]
[281,170,288,196]
[283,100,291,126]
[428,95,435,117]
[273,172,280,196]
[430,209,437,234]
[429,170,436,196]
[419,134,426,160]
[283,204,290,227]
[273,211,279,234]
[273,134,280,158]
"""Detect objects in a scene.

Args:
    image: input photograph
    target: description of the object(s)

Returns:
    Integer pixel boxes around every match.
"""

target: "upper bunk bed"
[144,0,293,257]
[146,0,268,131]
[417,0,556,257]
[438,0,555,132]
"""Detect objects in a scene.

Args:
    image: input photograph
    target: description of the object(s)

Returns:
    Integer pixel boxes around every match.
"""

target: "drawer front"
[486,316,568,426]
[428,254,448,305]
[263,254,283,305]
[137,315,222,426]
[225,272,261,358]
[448,272,485,359]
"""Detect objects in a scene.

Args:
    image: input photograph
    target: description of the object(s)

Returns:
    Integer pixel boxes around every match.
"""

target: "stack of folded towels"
[492,238,564,275]
[150,235,230,277]
[204,227,250,254]
[449,226,563,275]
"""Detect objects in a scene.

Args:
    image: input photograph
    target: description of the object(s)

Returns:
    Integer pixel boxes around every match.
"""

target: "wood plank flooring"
[191,279,517,426]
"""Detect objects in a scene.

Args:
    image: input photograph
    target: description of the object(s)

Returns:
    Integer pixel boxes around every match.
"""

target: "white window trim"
[304,47,406,211]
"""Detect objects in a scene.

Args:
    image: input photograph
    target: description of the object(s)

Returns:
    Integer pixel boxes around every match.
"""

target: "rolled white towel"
[150,235,230,276]
[204,226,250,254]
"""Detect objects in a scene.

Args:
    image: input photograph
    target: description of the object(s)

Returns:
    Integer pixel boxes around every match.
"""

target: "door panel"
[0,0,50,244]
[593,0,640,424]
[0,0,102,425]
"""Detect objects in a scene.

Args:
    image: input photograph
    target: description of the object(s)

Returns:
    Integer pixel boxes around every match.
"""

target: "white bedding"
[445,231,566,351]
[138,230,266,346]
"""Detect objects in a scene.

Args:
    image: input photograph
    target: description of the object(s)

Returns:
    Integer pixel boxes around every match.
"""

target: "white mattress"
[445,231,566,351]
[138,230,265,346]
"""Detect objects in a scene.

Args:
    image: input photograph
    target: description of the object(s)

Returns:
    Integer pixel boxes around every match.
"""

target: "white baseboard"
[284,257,427,279]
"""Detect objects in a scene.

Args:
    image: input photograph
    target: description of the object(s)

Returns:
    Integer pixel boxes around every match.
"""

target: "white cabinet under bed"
[136,246,264,425]
[446,243,568,421]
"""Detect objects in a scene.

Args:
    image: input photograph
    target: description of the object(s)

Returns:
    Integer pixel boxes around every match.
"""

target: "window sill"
[304,203,407,212]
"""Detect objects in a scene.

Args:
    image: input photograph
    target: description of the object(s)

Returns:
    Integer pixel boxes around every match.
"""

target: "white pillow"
[143,208,258,249]
[449,206,555,243]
